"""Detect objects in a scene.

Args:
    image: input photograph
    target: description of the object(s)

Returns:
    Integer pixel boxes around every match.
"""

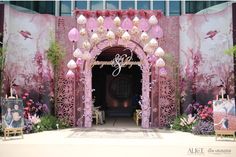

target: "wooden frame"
[3,127,23,140]
[215,130,236,141]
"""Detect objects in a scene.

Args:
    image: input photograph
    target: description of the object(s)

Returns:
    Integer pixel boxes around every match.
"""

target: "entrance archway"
[92,46,142,124]
[84,39,150,128]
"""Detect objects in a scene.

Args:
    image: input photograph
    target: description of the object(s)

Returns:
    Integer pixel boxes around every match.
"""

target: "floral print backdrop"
[2,5,55,112]
[179,6,234,111]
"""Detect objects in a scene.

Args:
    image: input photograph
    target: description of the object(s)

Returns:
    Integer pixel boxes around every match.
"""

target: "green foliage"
[0,124,3,136]
[224,45,236,56]
[0,46,6,95]
[172,114,196,132]
[33,115,70,132]
[47,40,65,68]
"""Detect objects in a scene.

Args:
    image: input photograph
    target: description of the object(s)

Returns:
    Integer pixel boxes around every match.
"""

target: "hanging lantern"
[148,38,158,48]
[121,31,131,42]
[82,51,92,60]
[67,59,77,69]
[154,47,165,57]
[97,16,104,25]
[77,15,87,25]
[66,70,75,78]
[68,28,79,42]
[82,41,91,50]
[73,48,82,58]
[79,28,87,36]
[133,16,140,26]
[159,67,167,76]
[76,57,83,66]
[143,44,154,54]
[140,32,149,43]
[155,58,165,67]
[106,30,115,40]
[114,16,121,27]
[91,33,99,44]
[148,15,158,25]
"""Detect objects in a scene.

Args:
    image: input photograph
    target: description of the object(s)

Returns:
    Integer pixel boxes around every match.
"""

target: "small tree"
[47,40,65,115]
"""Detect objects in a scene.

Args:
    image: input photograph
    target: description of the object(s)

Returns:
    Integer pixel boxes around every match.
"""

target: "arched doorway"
[84,39,150,128]
[92,46,142,125]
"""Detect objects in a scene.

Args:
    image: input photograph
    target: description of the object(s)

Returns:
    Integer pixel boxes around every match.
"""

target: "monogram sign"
[111,52,133,77]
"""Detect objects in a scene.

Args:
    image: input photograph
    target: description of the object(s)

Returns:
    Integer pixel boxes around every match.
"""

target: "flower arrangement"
[172,101,214,135]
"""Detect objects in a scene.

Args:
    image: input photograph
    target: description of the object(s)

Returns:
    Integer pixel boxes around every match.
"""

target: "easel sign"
[2,98,24,129]
[1,97,24,140]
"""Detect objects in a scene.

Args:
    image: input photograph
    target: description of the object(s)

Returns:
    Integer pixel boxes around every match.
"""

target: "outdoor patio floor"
[0,117,236,157]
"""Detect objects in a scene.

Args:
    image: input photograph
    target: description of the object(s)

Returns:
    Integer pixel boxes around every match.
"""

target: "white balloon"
[140,32,149,43]
[149,38,158,48]
[67,59,77,69]
[73,48,82,58]
[77,15,87,25]
[133,16,140,26]
[91,33,99,44]
[154,47,165,57]
[106,30,115,40]
[121,31,131,41]
[97,16,104,25]
[114,16,121,27]
[155,58,165,67]
[148,15,158,25]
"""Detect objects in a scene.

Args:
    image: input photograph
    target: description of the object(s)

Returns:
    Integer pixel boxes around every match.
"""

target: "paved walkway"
[0,118,236,157]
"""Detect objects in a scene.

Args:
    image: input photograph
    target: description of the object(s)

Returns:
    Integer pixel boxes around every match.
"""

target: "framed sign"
[1,98,24,129]
[213,99,236,130]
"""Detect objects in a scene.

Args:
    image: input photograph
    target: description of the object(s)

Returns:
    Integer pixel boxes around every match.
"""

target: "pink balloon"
[104,17,114,31]
[76,58,83,66]
[138,18,150,32]
[86,18,98,32]
[150,25,163,38]
[159,67,167,76]
[68,28,79,42]
[121,17,133,31]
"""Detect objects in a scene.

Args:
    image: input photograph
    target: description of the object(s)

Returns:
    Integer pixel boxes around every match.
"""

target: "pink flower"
[208,101,212,105]
[24,93,29,96]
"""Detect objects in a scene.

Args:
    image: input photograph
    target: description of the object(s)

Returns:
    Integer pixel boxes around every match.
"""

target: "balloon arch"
[66,9,167,128]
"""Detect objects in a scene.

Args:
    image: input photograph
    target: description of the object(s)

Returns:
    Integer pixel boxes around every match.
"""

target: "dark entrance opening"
[92,46,142,126]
